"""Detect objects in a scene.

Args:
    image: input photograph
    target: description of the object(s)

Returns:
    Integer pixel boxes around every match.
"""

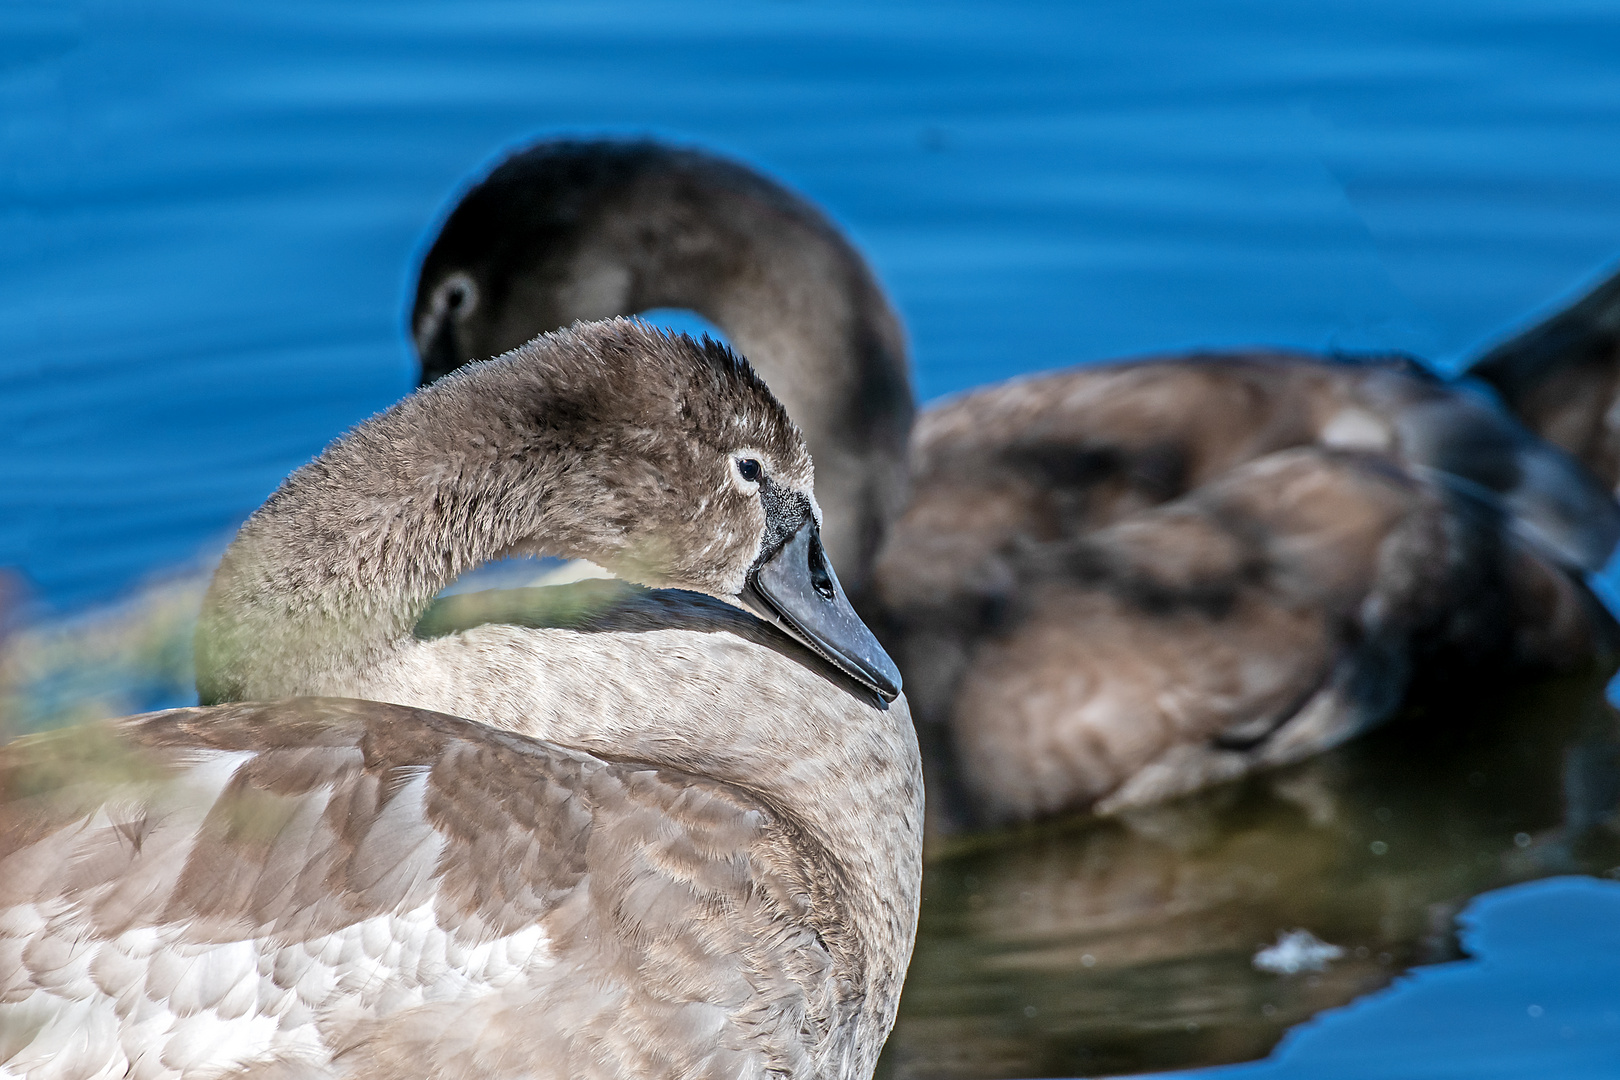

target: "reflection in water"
[879,671,1620,1079]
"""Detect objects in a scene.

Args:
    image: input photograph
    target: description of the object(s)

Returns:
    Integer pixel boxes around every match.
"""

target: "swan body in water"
[413,139,1619,832]
[0,320,923,1079]
[881,354,1616,824]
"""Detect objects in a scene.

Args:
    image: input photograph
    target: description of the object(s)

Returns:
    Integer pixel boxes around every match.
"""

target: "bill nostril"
[809,535,837,601]
[812,565,835,601]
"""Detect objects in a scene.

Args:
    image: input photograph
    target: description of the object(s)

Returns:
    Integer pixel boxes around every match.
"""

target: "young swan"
[0,320,922,1080]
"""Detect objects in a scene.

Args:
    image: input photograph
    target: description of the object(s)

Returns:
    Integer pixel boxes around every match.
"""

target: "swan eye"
[736,458,762,484]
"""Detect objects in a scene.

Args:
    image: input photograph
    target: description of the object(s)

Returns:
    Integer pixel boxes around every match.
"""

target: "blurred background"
[4,0,1620,1076]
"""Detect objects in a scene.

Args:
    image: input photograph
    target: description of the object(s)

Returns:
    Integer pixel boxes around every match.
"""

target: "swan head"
[431,318,902,701]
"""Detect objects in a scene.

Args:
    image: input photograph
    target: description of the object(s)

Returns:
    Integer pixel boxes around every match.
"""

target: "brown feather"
[0,699,884,1079]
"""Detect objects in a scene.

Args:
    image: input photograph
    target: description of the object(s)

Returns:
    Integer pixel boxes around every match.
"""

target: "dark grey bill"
[740,520,903,703]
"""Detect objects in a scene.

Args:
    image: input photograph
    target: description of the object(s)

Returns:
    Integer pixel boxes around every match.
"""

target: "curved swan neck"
[197,387,589,704]
[196,321,802,705]
[414,141,915,592]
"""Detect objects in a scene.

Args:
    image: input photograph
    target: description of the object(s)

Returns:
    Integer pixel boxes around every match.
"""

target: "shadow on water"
[878,668,1620,1079]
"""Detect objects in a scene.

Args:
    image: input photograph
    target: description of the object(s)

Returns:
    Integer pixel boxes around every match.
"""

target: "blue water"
[5,1,1620,1075]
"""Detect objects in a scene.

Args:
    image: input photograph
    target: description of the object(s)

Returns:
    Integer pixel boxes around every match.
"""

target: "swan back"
[877,355,1617,829]
[886,352,1619,608]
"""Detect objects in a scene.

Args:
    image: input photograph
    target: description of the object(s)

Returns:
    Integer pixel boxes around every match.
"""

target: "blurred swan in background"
[883,354,1616,826]
[0,320,922,1080]
[408,138,1619,832]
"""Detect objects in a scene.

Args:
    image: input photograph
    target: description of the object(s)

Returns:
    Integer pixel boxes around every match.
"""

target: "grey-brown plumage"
[933,449,1598,823]
[879,355,1616,828]
[0,700,908,1079]
[1471,263,1620,492]
[884,351,1619,594]
[411,138,914,597]
[3,320,923,1079]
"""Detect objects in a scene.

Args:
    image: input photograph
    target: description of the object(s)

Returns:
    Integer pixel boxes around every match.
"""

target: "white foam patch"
[1253,928,1346,974]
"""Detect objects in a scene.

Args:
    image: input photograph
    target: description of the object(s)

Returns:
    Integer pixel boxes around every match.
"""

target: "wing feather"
[0,698,852,1080]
